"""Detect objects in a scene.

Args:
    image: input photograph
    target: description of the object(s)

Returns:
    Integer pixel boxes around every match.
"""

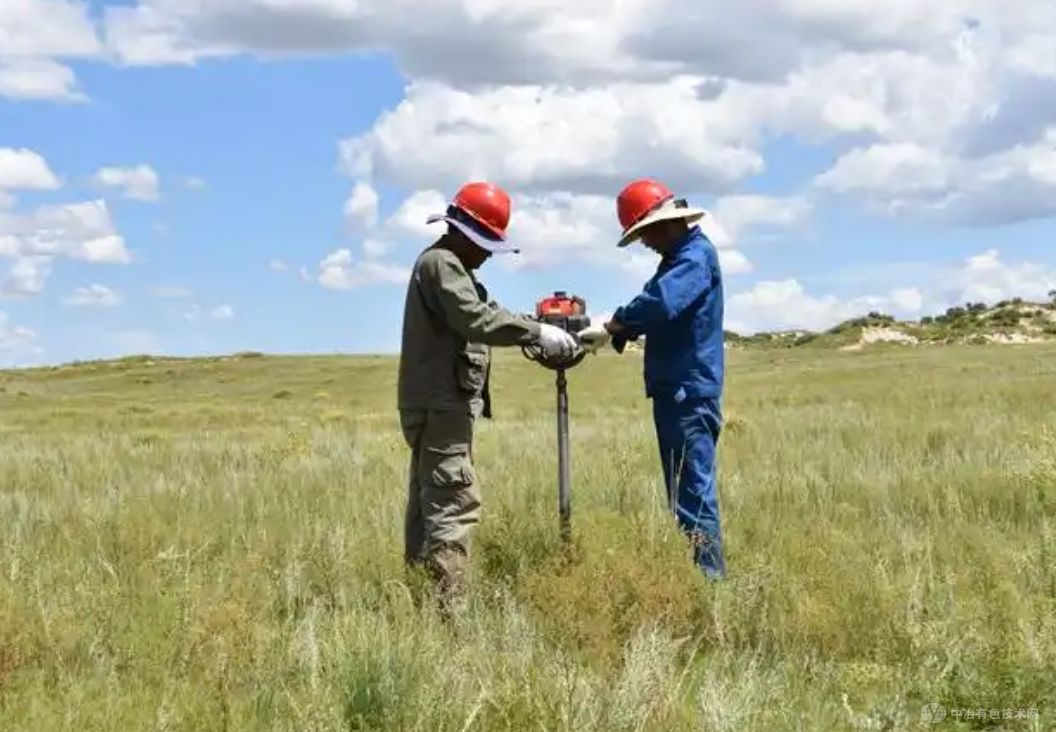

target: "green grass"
[1,345,1054,730]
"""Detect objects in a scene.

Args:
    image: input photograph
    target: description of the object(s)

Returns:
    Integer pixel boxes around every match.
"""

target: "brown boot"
[426,544,469,621]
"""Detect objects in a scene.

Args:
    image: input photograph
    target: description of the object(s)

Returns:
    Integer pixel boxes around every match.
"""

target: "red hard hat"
[617,178,675,232]
[452,182,511,240]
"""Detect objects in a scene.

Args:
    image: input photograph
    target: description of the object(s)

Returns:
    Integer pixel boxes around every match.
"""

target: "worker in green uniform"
[397,181,577,610]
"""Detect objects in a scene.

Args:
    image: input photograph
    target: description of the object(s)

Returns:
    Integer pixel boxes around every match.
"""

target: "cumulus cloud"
[343,181,379,228]
[339,79,764,197]
[0,200,130,264]
[97,0,1037,91]
[726,279,924,334]
[0,60,85,102]
[817,129,1056,225]
[84,0,1056,243]
[0,148,61,191]
[1,256,51,299]
[76,0,1056,323]
[345,187,756,281]
[102,0,655,80]
[208,304,234,320]
[946,249,1056,305]
[500,192,756,275]
[317,249,409,290]
[0,0,100,58]
[0,0,99,102]
[387,190,448,239]
[0,199,131,299]
[724,249,1056,335]
[92,165,161,201]
[63,284,122,307]
[712,195,812,244]
[719,250,754,276]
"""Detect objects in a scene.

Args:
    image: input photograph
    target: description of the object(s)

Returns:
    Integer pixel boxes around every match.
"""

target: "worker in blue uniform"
[577,178,727,579]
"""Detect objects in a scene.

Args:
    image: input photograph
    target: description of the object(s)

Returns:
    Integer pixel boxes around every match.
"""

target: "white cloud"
[725,279,924,334]
[0,200,131,278]
[101,0,654,78]
[494,192,755,277]
[1,256,51,299]
[816,143,952,197]
[317,249,409,290]
[719,249,753,276]
[0,197,131,300]
[890,287,925,314]
[712,195,813,243]
[93,165,161,201]
[725,249,1056,334]
[0,311,40,364]
[0,60,85,102]
[343,181,379,228]
[0,148,61,191]
[817,129,1056,225]
[947,249,1056,305]
[94,0,1056,233]
[386,189,447,239]
[184,176,207,190]
[269,259,288,272]
[79,235,131,264]
[97,0,1031,90]
[0,0,99,103]
[208,304,234,320]
[0,0,101,58]
[501,193,617,270]
[339,79,764,197]
[363,188,753,282]
[0,192,13,210]
[63,284,122,307]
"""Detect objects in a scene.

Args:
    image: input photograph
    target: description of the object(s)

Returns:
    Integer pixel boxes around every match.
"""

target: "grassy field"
[1,344,1054,730]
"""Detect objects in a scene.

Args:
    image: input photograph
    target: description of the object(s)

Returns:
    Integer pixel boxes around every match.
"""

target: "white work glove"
[576,312,613,353]
[576,322,611,353]
[537,323,577,360]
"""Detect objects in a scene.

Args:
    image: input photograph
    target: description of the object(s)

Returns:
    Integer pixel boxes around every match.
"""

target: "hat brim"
[617,207,707,248]
[426,213,519,254]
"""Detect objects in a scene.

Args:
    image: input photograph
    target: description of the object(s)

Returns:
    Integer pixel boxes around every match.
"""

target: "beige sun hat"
[616,179,708,248]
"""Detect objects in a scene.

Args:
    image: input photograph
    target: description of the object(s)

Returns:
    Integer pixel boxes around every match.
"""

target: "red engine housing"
[535,292,590,333]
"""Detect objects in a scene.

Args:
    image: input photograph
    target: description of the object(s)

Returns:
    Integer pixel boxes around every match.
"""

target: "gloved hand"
[576,322,611,353]
[537,323,578,360]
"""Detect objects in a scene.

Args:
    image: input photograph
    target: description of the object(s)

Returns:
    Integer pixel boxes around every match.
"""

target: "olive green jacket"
[398,243,541,418]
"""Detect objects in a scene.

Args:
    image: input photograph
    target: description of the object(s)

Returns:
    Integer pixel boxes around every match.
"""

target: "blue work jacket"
[612,226,725,400]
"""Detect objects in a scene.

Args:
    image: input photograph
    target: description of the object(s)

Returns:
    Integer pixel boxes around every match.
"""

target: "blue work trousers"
[652,391,726,578]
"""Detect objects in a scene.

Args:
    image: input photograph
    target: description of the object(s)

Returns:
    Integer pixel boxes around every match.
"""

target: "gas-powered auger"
[521,292,591,542]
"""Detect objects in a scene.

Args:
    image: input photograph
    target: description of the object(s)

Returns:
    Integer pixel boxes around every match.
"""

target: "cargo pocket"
[455,345,489,395]
[428,446,475,489]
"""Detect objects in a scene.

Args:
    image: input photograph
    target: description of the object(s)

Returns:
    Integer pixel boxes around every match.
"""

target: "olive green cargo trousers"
[399,408,481,600]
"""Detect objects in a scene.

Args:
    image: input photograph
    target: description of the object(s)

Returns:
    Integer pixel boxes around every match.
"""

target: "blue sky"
[1,1,1054,366]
